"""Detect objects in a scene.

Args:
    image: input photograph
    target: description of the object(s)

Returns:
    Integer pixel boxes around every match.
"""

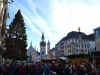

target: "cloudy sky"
[7,0,100,52]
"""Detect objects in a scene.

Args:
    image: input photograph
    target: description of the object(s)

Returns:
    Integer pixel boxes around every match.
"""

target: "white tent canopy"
[58,57,68,61]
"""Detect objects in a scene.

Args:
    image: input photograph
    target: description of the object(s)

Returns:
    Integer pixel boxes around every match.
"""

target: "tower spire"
[34,45,36,50]
[41,32,44,40]
[30,41,32,46]
[48,40,50,44]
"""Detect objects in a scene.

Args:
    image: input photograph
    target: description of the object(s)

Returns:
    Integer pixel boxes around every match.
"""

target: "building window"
[70,50,71,52]
[41,51,45,55]
[96,39,99,42]
[85,44,86,48]
[70,39,72,43]
[83,40,84,43]
[76,49,78,52]
[95,30,99,38]
[65,46,66,49]
[76,44,78,47]
[85,49,87,52]
[41,48,42,50]
[81,40,83,42]
[68,45,69,48]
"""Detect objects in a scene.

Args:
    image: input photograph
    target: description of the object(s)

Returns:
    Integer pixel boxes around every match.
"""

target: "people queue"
[0,61,100,75]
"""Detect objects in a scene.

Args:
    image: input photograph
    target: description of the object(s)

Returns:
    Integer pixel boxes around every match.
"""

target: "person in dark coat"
[96,70,100,75]
[85,62,92,75]
[51,63,56,72]
[56,64,63,75]
[44,63,51,75]
[14,64,20,75]
[37,64,42,75]
[5,64,11,75]
[64,64,70,75]
[90,68,97,75]
[2,64,6,75]
[32,64,38,75]
[20,65,26,75]
[26,64,32,75]
[77,65,87,75]
[9,63,15,75]
[25,64,28,74]
[41,64,44,75]
[0,65,3,75]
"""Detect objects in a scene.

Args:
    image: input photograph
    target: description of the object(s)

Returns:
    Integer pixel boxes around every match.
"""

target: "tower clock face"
[41,51,45,55]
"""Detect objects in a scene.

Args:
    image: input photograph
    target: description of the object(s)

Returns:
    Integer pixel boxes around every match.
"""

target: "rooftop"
[60,31,91,42]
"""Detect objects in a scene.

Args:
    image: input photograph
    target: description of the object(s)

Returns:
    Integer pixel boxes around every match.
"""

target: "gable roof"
[27,46,37,55]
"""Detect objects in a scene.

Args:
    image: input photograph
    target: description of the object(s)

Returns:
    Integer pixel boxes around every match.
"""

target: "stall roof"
[58,57,67,60]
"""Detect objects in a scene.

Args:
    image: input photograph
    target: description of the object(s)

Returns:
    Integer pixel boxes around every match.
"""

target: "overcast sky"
[7,0,100,53]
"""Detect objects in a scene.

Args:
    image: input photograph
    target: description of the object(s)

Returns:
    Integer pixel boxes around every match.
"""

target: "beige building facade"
[0,0,8,63]
[55,31,95,57]
[48,48,56,60]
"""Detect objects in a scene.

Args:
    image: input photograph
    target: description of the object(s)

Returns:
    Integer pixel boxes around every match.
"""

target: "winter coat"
[90,71,96,75]
[77,70,86,75]
[0,66,3,75]
[96,70,100,75]
[56,65,63,75]
[32,65,38,75]
[51,64,56,72]
[5,66,11,75]
[44,64,51,75]
[14,67,20,75]
[20,67,26,75]
[26,66,32,74]
[37,66,42,75]
[85,64,92,75]
[64,67,70,75]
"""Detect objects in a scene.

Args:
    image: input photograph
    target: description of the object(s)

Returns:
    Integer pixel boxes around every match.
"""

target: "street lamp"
[6,13,10,19]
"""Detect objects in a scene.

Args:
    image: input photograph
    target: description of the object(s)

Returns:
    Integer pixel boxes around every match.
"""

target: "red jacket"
[20,67,26,75]
[32,65,38,75]
[90,71,96,75]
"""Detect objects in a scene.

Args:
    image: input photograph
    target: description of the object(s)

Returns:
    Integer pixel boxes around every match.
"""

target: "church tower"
[47,40,50,54]
[40,33,46,60]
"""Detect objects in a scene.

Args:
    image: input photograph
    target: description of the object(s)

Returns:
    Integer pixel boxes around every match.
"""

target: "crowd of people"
[0,61,100,75]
